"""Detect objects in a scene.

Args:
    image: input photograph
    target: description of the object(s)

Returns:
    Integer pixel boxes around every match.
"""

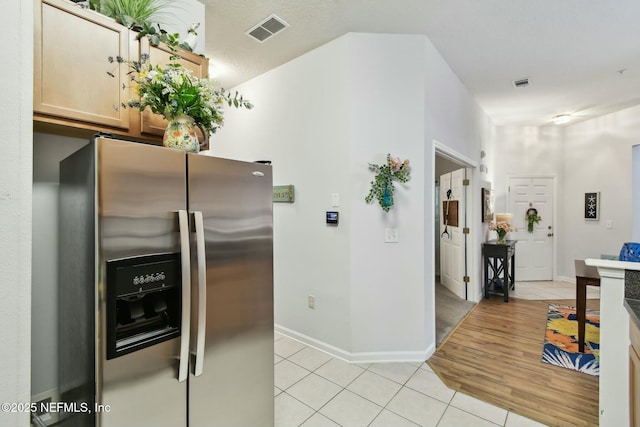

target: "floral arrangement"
[365,154,411,212]
[108,53,253,135]
[489,221,517,243]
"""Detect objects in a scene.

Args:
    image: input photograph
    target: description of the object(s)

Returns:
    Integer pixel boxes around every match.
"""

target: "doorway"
[439,167,468,299]
[435,153,475,345]
[507,176,555,281]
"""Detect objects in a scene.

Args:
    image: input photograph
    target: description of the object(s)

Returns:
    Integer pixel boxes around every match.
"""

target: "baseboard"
[555,275,576,284]
[275,324,434,364]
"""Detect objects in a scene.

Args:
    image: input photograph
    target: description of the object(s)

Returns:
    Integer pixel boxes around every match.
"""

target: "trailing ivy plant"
[134,22,195,54]
[365,154,411,212]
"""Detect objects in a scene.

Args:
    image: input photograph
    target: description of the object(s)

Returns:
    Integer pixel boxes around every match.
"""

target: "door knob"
[547,233,554,237]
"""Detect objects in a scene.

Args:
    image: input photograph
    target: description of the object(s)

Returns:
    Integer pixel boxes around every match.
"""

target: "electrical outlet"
[384,228,399,243]
[308,295,315,309]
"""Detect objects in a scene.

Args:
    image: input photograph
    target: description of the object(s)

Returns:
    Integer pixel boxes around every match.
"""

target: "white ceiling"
[201,0,640,127]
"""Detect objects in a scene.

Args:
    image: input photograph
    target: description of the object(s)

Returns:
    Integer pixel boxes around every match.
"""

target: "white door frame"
[433,140,481,302]
[506,174,559,282]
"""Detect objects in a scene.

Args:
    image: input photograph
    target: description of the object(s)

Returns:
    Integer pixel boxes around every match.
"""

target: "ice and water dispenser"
[105,253,181,359]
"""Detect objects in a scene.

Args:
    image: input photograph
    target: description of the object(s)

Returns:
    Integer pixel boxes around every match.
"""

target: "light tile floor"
[509,280,600,301]
[275,333,549,427]
[276,281,597,427]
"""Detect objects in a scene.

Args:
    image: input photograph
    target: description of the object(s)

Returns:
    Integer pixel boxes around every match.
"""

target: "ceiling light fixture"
[552,114,571,125]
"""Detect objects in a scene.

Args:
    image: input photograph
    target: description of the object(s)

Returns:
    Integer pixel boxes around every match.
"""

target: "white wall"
[560,108,637,276]
[212,33,489,361]
[347,34,426,358]
[210,35,354,353]
[1,1,33,425]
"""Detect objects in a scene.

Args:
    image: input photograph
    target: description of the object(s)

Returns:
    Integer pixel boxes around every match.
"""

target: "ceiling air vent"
[246,14,289,43]
[512,78,530,88]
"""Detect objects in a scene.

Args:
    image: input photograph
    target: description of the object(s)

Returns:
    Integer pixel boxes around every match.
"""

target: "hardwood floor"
[428,297,599,427]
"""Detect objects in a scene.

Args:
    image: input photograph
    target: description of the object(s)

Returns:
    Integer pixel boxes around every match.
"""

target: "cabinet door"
[631,345,640,427]
[34,0,130,129]
[137,38,209,138]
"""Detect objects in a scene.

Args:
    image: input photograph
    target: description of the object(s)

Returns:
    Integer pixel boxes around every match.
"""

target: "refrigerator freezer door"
[187,155,274,427]
[97,138,188,427]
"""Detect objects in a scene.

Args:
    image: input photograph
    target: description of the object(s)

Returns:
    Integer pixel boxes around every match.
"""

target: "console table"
[483,240,517,302]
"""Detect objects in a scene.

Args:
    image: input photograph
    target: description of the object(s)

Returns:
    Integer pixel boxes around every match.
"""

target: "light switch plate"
[384,228,398,243]
[331,193,340,207]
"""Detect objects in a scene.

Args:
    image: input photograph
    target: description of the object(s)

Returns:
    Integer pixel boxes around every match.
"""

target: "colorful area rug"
[541,303,600,377]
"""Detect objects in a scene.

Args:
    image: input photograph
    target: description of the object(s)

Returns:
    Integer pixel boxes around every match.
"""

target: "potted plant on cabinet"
[109,52,253,152]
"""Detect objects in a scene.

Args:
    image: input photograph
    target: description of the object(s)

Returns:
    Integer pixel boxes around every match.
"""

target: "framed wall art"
[584,192,600,220]
[482,188,494,222]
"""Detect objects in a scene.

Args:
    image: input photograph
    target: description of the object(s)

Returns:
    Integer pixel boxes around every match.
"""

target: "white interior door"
[508,177,553,281]
[439,168,468,299]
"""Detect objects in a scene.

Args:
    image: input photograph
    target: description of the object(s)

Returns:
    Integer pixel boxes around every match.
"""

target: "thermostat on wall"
[326,211,339,225]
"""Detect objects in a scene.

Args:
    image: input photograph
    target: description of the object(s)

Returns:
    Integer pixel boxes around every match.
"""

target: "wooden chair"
[574,260,601,352]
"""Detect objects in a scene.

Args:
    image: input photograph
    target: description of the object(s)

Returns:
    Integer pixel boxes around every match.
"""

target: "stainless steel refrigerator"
[58,136,274,427]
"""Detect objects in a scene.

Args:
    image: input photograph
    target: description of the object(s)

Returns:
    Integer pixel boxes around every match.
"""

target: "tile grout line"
[363,363,421,426]
[278,348,533,427]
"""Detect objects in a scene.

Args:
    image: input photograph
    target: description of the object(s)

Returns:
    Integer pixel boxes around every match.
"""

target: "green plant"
[108,54,253,135]
[526,209,542,233]
[93,0,168,29]
[134,22,183,52]
[365,154,411,212]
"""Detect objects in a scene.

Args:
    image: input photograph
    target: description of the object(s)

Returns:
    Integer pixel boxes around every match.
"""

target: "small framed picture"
[584,192,600,220]
[482,188,494,222]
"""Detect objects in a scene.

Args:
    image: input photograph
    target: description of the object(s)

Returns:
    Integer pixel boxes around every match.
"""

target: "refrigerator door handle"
[193,211,207,376]
[178,209,192,382]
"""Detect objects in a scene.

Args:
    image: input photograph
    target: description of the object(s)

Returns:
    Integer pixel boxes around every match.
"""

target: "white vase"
[183,33,198,51]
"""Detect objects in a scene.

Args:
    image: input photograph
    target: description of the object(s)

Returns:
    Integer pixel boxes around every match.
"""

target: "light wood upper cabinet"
[34,0,130,130]
[34,0,209,144]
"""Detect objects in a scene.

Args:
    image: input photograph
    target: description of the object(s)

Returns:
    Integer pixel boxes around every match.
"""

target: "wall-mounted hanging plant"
[365,154,411,212]
[526,207,541,233]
